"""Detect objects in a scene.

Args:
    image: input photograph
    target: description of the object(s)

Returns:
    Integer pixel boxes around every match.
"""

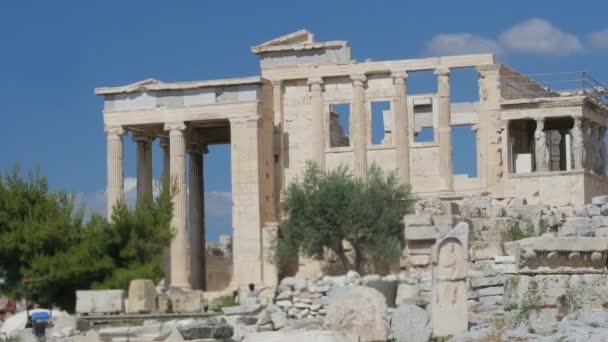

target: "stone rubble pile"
[468,266,506,307]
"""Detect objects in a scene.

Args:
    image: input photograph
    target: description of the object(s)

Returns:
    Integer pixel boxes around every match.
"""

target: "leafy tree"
[0,165,173,311]
[93,187,173,290]
[276,162,414,273]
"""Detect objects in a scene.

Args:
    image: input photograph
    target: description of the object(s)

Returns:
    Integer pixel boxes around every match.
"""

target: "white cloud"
[498,18,583,56]
[423,33,503,57]
[588,29,608,50]
[424,18,587,58]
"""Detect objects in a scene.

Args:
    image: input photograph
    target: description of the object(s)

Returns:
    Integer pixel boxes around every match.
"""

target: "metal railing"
[500,71,608,106]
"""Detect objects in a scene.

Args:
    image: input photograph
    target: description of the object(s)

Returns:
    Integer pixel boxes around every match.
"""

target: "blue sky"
[1,1,607,240]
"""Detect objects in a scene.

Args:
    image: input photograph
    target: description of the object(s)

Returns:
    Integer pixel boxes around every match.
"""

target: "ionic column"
[188,144,207,290]
[351,74,368,178]
[160,138,170,182]
[534,118,549,172]
[308,77,325,170]
[435,68,453,192]
[164,122,190,290]
[105,125,125,220]
[572,117,585,170]
[392,71,410,185]
[159,137,171,283]
[134,133,154,201]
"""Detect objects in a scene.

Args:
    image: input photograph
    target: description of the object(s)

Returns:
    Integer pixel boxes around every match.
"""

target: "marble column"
[159,137,171,283]
[188,144,207,290]
[534,118,549,172]
[351,74,368,178]
[392,71,410,185]
[308,77,325,170]
[165,122,190,290]
[572,117,585,170]
[134,133,154,201]
[160,138,170,183]
[105,125,125,220]
[435,68,453,192]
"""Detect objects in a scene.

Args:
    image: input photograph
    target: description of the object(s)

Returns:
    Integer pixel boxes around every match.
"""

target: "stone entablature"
[515,237,608,274]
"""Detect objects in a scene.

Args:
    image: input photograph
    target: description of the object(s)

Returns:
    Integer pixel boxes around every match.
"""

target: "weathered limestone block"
[127,279,156,314]
[477,286,504,297]
[395,282,420,306]
[323,286,388,342]
[404,214,433,227]
[470,275,505,288]
[470,241,503,261]
[157,294,171,313]
[177,317,234,340]
[592,195,608,206]
[390,303,432,342]
[167,288,207,313]
[558,217,593,237]
[431,222,469,337]
[432,215,457,235]
[515,237,608,274]
[243,330,358,342]
[76,290,124,314]
[587,204,602,217]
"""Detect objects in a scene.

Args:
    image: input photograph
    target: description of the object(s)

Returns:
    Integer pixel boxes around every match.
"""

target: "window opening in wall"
[450,67,480,102]
[413,98,434,143]
[452,125,478,177]
[371,100,391,145]
[329,103,350,148]
[408,70,437,94]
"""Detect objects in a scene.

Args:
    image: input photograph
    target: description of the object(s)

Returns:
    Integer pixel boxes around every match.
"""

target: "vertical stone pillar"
[188,144,207,290]
[105,125,125,220]
[134,133,154,201]
[230,116,264,287]
[572,117,585,170]
[534,118,549,172]
[308,77,325,170]
[160,138,170,181]
[431,222,469,337]
[164,122,190,290]
[476,65,503,195]
[392,71,410,185]
[159,137,171,282]
[351,74,368,178]
[435,68,453,192]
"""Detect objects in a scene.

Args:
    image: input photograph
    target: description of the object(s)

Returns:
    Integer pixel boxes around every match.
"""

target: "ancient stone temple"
[96,29,608,290]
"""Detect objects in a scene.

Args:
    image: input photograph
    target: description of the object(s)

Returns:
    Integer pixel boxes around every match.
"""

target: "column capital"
[350,74,367,87]
[271,79,282,87]
[132,132,154,143]
[434,68,451,77]
[104,125,126,137]
[391,71,408,84]
[164,122,187,132]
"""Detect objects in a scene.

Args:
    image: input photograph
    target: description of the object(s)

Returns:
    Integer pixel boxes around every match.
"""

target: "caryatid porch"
[96,77,277,290]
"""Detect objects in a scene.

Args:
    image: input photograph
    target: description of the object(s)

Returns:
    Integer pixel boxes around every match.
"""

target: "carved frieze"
[516,237,608,274]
